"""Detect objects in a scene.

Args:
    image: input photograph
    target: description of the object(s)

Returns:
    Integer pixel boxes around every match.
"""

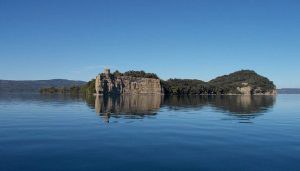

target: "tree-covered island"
[40,69,276,95]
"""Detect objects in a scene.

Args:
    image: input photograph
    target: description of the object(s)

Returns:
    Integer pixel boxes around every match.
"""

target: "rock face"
[236,85,277,95]
[235,82,277,95]
[95,69,162,95]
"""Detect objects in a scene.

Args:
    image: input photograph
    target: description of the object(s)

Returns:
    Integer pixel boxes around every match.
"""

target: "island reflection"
[87,95,276,123]
[93,95,162,123]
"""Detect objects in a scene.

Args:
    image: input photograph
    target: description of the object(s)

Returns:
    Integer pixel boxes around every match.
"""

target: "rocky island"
[40,69,276,95]
[95,69,162,95]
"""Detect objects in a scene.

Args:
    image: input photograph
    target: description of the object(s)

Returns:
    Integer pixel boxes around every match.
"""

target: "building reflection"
[94,95,162,123]
[87,95,276,123]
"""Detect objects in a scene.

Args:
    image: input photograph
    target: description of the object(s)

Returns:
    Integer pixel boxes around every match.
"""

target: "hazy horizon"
[1,0,300,88]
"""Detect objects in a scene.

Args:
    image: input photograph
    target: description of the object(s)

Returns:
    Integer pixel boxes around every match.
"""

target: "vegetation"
[108,70,159,79]
[161,79,211,95]
[40,86,81,94]
[123,70,159,79]
[79,79,96,95]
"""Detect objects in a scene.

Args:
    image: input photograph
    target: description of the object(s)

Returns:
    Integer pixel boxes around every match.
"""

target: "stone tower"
[104,68,110,77]
[95,68,111,95]
[95,74,102,95]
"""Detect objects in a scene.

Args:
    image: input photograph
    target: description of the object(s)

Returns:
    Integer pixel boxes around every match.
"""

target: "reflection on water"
[209,95,276,122]
[0,93,84,106]
[94,95,162,123]
[90,95,276,123]
[0,93,276,123]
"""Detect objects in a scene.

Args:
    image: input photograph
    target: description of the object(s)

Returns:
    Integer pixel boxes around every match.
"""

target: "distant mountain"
[0,79,86,93]
[277,88,300,94]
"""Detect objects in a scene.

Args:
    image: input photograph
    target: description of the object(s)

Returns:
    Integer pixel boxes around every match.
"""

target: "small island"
[40,69,276,95]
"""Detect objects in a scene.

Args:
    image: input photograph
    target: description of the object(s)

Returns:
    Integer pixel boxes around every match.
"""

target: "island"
[95,68,162,95]
[40,69,276,95]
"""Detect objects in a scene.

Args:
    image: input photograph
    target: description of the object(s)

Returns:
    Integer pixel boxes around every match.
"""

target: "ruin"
[95,68,163,95]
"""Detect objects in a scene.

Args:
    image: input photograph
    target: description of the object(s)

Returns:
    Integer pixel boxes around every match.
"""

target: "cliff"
[95,69,162,95]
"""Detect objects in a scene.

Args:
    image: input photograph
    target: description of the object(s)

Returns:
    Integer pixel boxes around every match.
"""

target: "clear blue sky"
[0,0,299,88]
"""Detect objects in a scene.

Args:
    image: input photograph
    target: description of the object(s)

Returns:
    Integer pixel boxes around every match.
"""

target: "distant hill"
[209,70,276,94]
[162,70,276,95]
[277,88,300,94]
[0,79,86,93]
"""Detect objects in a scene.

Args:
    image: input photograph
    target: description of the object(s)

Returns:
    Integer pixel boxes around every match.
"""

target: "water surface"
[0,94,299,171]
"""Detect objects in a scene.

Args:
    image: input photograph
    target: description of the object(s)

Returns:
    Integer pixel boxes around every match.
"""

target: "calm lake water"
[0,94,299,171]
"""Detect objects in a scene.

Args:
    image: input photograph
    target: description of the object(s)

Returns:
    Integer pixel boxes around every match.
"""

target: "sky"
[0,0,299,88]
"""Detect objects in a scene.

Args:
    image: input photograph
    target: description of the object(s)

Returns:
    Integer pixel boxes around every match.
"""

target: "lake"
[0,94,299,171]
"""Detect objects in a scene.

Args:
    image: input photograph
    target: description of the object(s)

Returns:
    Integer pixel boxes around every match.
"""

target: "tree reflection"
[162,95,276,122]
[87,95,276,123]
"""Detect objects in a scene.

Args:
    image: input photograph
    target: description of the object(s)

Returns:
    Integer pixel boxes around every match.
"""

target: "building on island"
[95,68,163,95]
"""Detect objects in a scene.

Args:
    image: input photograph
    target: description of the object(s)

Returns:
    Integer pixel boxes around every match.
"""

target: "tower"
[104,68,110,76]
[95,75,102,94]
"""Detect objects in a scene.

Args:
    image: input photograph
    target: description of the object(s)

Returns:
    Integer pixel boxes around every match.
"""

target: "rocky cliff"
[236,85,277,95]
[95,69,162,95]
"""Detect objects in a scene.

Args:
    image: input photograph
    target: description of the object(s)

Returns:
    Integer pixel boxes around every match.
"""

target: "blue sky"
[0,0,299,88]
